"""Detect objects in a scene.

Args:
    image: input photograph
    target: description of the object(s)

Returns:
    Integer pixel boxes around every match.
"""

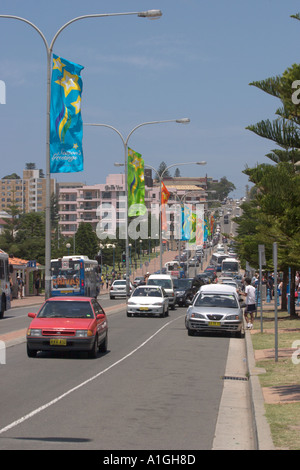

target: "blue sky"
[1,0,300,198]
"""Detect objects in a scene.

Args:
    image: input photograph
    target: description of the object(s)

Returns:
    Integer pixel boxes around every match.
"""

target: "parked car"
[133,276,145,287]
[147,274,176,309]
[185,284,244,338]
[26,297,108,358]
[127,285,169,317]
[110,279,133,299]
[173,277,203,307]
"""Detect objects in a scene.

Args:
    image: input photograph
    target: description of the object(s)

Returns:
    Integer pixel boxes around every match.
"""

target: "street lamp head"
[196,161,207,165]
[176,118,190,124]
[138,10,163,19]
[114,162,124,167]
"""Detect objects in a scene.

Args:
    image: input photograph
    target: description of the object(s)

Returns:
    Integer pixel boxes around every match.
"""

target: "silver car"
[110,280,133,299]
[127,285,169,317]
[185,284,244,338]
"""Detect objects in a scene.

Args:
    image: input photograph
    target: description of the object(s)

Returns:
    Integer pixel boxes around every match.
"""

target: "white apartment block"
[0,169,56,213]
[57,173,208,238]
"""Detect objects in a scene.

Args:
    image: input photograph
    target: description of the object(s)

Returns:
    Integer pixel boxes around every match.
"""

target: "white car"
[110,280,133,299]
[127,285,169,317]
[147,274,176,309]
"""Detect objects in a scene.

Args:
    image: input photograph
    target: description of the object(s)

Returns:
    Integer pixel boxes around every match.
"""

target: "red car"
[26,297,108,358]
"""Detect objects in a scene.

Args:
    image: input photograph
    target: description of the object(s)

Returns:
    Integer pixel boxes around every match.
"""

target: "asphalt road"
[0,298,230,450]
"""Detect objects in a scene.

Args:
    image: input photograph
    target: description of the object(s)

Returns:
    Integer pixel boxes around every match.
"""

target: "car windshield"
[37,301,94,318]
[148,279,172,289]
[132,287,162,297]
[173,279,192,289]
[114,280,126,285]
[194,293,238,308]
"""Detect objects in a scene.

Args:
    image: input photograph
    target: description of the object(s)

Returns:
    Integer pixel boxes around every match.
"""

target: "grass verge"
[250,307,300,450]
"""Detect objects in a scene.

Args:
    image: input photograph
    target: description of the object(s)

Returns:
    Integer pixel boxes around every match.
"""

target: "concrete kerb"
[245,326,276,450]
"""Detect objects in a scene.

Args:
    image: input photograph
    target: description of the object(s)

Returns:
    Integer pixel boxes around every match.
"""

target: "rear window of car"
[38,301,94,318]
[147,279,172,289]
[194,293,238,308]
[132,287,162,297]
[113,280,126,285]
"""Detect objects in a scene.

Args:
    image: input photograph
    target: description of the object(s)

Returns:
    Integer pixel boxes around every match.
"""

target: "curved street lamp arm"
[0,15,49,52]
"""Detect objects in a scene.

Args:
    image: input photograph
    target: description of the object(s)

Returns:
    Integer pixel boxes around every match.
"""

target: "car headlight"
[191,312,205,319]
[226,314,240,320]
[75,330,93,337]
[153,302,163,306]
[27,328,42,337]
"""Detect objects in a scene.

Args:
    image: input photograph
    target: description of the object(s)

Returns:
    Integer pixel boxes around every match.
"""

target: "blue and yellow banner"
[50,54,84,173]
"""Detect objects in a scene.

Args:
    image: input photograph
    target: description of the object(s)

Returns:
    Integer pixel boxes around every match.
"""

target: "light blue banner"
[181,205,192,241]
[50,54,84,173]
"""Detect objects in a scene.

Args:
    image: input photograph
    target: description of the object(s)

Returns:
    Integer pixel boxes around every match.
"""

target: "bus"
[0,249,11,318]
[211,253,228,272]
[50,255,100,298]
[221,257,240,275]
[165,261,180,277]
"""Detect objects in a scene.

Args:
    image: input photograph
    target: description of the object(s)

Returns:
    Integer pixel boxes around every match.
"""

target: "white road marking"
[0,316,182,436]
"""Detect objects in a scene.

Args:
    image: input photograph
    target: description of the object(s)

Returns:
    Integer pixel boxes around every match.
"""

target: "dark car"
[173,277,204,307]
[196,273,210,284]
[204,265,217,281]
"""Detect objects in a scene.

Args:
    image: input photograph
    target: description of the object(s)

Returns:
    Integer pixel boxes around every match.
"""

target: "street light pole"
[84,118,191,296]
[145,161,206,273]
[0,9,162,299]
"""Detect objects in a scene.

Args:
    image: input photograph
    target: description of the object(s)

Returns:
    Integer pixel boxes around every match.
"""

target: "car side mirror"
[96,313,106,320]
[28,312,37,318]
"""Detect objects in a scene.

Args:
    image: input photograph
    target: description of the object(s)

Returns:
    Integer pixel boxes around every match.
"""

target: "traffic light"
[122,252,126,263]
[95,254,102,265]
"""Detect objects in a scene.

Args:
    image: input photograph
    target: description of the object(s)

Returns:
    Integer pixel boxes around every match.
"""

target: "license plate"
[140,307,149,311]
[50,339,67,346]
[208,321,221,327]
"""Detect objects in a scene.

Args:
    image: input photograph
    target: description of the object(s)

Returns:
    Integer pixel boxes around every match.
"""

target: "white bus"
[221,257,240,275]
[0,249,11,318]
[211,253,228,272]
[164,261,180,277]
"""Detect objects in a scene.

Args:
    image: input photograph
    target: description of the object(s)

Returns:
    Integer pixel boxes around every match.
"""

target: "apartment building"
[57,174,159,237]
[0,169,56,213]
[57,172,208,238]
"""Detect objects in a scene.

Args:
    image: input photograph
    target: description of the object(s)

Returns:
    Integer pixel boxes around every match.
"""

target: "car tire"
[99,333,108,353]
[88,335,98,359]
[27,344,37,358]
[187,328,195,336]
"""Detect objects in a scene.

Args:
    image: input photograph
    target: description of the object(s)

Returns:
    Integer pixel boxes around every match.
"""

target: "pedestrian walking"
[239,277,256,329]
[17,275,24,299]
[35,274,40,296]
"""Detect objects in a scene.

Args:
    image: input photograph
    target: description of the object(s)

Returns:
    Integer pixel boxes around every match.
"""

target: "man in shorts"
[240,277,256,329]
